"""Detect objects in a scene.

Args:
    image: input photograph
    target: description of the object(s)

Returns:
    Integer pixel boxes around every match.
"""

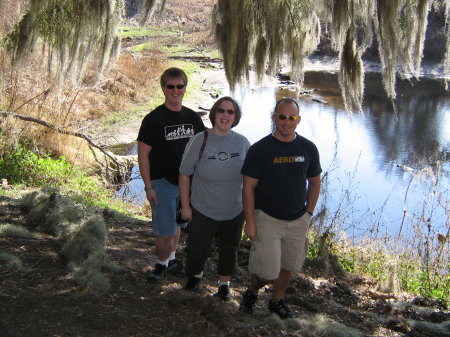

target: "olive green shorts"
[248,209,311,281]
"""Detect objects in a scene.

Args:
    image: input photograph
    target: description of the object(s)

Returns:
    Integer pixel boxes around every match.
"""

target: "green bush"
[0,147,73,186]
[0,147,116,208]
[399,258,450,303]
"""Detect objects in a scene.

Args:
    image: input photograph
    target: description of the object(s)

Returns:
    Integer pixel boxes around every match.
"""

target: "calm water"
[117,71,450,240]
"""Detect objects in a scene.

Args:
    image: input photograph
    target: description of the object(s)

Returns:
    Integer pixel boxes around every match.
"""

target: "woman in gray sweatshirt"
[179,96,250,300]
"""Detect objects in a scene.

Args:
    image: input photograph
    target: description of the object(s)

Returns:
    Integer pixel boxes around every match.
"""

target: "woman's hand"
[181,205,192,222]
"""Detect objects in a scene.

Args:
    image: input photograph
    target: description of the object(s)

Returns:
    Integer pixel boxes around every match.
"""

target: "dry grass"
[152,0,216,46]
[154,0,214,30]
[0,44,167,163]
[0,0,209,169]
[79,52,167,117]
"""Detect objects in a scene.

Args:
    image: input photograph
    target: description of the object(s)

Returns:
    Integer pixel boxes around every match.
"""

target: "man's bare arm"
[306,175,321,214]
[137,141,157,204]
[242,175,259,240]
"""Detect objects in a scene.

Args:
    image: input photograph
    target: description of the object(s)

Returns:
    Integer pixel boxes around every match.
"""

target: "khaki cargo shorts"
[248,209,311,281]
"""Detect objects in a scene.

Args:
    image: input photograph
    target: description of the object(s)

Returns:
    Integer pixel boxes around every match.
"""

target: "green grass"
[304,230,449,305]
[343,241,448,304]
[159,41,197,55]
[120,25,181,39]
[129,37,192,55]
[123,24,185,53]
[129,41,158,53]
[398,257,450,302]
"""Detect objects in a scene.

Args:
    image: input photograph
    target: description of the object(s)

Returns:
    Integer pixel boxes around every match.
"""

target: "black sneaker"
[184,276,201,291]
[147,263,166,283]
[167,258,187,277]
[239,290,258,314]
[214,284,231,301]
[268,298,297,319]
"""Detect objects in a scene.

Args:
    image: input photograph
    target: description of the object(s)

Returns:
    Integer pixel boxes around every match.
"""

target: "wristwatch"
[144,185,153,192]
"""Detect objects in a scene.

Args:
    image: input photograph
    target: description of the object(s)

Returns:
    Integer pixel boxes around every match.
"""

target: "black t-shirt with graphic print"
[241,133,322,221]
[137,104,205,186]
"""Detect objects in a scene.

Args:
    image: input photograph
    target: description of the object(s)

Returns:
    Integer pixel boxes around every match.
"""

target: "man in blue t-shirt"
[137,67,205,283]
[239,98,322,319]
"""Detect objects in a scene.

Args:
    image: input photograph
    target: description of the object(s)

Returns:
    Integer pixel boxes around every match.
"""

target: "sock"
[168,251,176,261]
[157,258,169,267]
[194,271,203,278]
[218,281,230,287]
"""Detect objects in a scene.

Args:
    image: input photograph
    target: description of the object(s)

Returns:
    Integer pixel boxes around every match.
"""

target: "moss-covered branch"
[213,0,450,112]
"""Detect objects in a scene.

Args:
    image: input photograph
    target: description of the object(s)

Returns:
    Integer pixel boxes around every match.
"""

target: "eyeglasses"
[273,113,299,121]
[166,84,185,89]
[217,108,235,115]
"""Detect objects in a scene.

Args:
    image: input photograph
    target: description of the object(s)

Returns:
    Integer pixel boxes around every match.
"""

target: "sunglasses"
[165,84,185,89]
[273,113,299,121]
[217,108,235,115]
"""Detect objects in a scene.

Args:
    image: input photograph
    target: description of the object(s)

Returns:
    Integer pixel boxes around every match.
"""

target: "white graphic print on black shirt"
[165,124,195,140]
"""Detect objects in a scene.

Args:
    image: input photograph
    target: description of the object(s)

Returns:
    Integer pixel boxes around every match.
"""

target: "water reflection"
[231,71,449,238]
[117,71,449,239]
[362,73,450,170]
[231,87,276,144]
[299,71,449,238]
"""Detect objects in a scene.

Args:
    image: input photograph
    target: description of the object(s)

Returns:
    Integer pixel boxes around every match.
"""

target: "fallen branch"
[0,110,122,170]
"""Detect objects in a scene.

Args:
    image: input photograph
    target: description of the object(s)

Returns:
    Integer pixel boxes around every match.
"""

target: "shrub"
[0,147,119,209]
[0,147,74,186]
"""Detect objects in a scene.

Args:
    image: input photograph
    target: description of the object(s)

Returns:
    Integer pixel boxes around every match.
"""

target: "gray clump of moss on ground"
[0,252,29,272]
[19,187,85,237]
[0,223,35,238]
[17,188,121,296]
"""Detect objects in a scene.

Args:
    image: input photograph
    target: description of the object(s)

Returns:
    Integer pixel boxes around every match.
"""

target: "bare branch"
[0,110,122,169]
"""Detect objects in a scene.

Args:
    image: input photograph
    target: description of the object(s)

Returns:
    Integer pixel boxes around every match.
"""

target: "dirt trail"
[1,195,449,337]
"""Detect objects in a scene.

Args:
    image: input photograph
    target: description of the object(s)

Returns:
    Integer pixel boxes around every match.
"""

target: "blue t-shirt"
[241,133,322,220]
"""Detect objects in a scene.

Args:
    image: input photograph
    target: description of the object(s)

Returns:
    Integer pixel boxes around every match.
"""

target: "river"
[117,70,450,242]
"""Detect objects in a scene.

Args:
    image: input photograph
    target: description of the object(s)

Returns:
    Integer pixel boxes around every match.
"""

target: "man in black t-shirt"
[239,98,321,319]
[137,67,205,282]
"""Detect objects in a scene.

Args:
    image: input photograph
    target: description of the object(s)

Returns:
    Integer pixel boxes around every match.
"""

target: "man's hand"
[146,189,158,204]
[244,221,257,240]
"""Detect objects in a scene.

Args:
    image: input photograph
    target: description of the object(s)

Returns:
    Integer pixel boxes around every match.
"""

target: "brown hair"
[160,67,188,87]
[209,96,242,127]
